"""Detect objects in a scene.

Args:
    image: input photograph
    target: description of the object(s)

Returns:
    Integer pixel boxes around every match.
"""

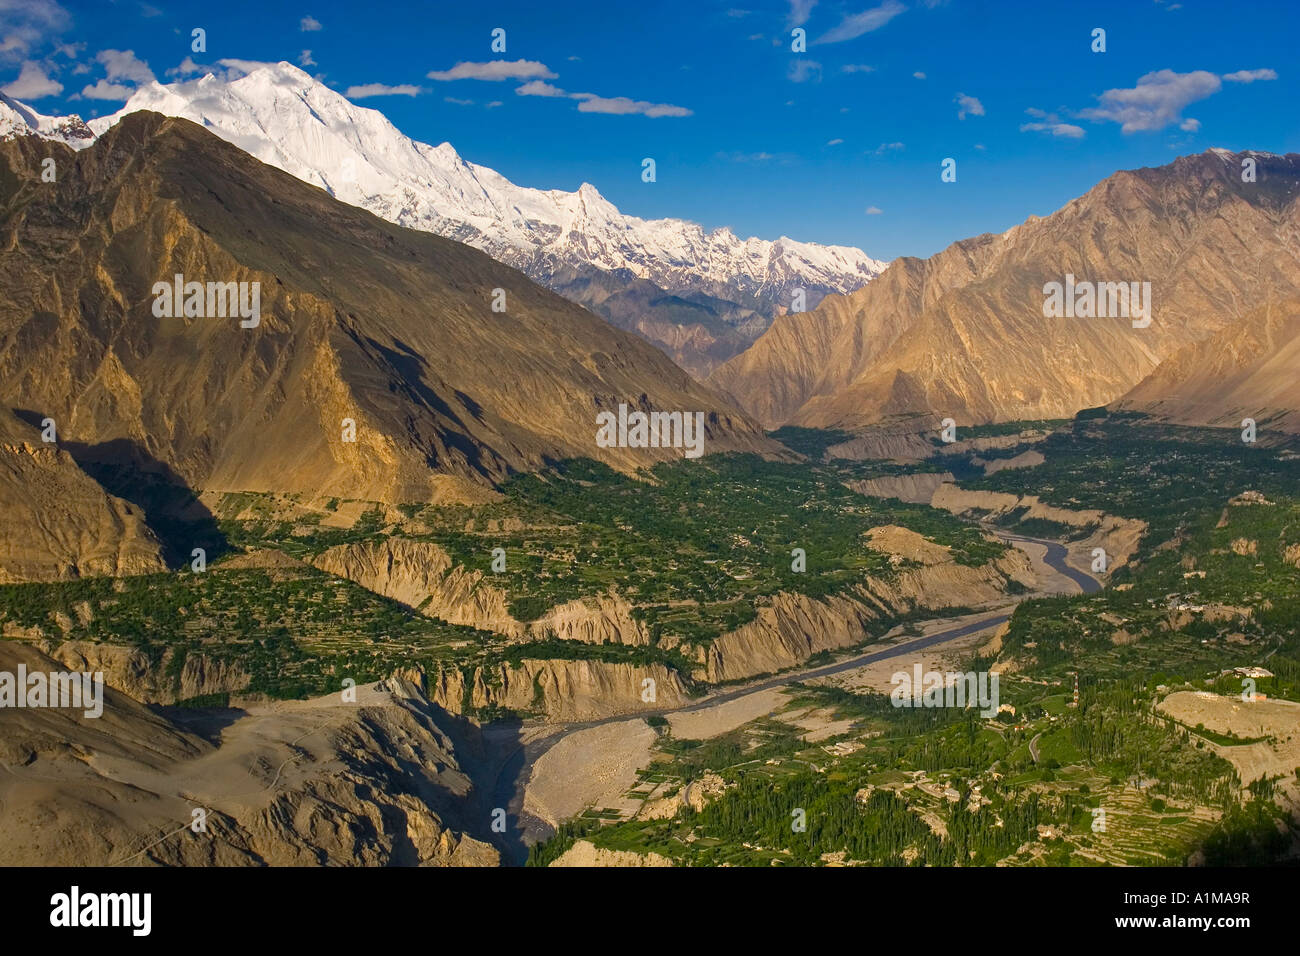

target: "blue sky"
[3,0,1297,259]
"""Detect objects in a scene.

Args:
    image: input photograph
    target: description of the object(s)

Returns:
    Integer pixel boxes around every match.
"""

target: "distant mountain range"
[1,62,886,377]
[710,149,1300,435]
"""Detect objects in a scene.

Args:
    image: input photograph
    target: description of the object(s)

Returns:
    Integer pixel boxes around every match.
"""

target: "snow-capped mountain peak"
[5,61,886,375]
[80,62,887,297]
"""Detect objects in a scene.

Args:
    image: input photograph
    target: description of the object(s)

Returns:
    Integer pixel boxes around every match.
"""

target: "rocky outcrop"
[846,471,953,503]
[43,640,250,704]
[705,590,882,682]
[549,839,674,867]
[312,538,523,636]
[431,658,688,722]
[532,593,651,646]
[312,538,651,646]
[0,418,168,583]
[0,642,497,866]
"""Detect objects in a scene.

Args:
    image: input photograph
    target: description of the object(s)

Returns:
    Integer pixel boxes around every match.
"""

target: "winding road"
[482,532,1100,863]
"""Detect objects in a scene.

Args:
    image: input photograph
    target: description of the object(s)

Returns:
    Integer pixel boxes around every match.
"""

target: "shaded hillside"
[0,111,775,513]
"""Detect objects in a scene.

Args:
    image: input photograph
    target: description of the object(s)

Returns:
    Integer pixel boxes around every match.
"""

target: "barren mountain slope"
[0,111,776,508]
[711,150,1300,430]
[1116,297,1300,432]
[0,409,167,583]
[0,641,498,866]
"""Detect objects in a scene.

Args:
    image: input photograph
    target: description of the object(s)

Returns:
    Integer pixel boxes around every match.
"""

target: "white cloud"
[787,59,821,83]
[214,58,279,79]
[912,71,925,79]
[873,141,904,154]
[298,49,315,67]
[345,82,421,98]
[96,48,154,84]
[1077,69,1220,133]
[444,96,474,106]
[955,92,983,119]
[78,79,133,100]
[1,59,61,98]
[300,15,322,31]
[427,59,555,82]
[816,0,905,44]
[1223,68,1277,83]
[166,56,210,78]
[1179,117,1200,132]
[718,150,778,163]
[575,94,691,117]
[1021,108,1084,138]
[515,79,569,97]
[1021,120,1084,138]
[826,137,843,145]
[787,0,817,28]
[510,68,691,118]
[485,100,502,108]
[841,64,874,73]
[0,0,68,62]
[865,205,883,215]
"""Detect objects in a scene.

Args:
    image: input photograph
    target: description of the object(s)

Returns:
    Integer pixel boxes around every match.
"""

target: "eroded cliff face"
[705,525,1032,682]
[929,484,1147,570]
[0,428,168,583]
[846,472,954,504]
[312,538,524,637]
[44,640,251,704]
[311,537,652,647]
[0,642,497,866]
[429,658,688,722]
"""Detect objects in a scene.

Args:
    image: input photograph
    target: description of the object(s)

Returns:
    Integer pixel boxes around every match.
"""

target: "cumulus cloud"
[298,49,315,67]
[427,59,555,82]
[96,48,154,84]
[575,94,691,117]
[955,92,983,119]
[1077,69,1220,133]
[508,66,690,117]
[865,205,883,215]
[345,82,421,98]
[1223,68,1277,83]
[0,0,68,62]
[300,15,322,31]
[166,56,210,78]
[816,0,905,44]
[1020,108,1084,138]
[79,79,133,100]
[1,59,61,98]
[515,79,569,97]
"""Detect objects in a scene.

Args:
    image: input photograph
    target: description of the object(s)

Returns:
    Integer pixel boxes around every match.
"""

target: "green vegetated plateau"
[529,415,1300,866]
[0,453,1009,709]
